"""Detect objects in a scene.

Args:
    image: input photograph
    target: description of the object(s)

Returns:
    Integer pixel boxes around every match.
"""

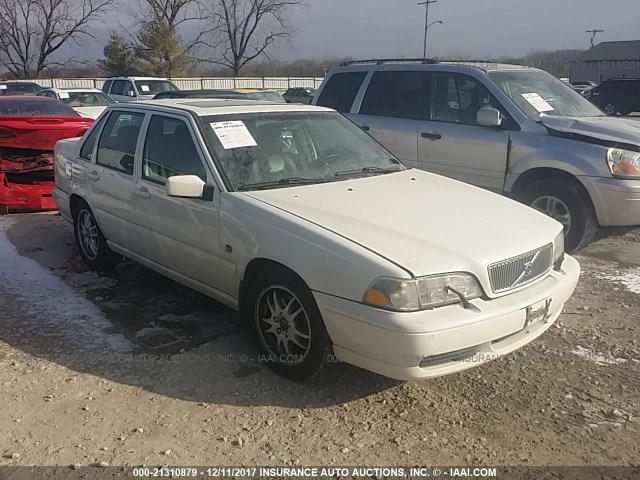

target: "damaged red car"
[0,97,93,213]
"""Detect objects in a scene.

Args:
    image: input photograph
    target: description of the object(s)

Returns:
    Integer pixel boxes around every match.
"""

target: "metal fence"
[12,76,324,91]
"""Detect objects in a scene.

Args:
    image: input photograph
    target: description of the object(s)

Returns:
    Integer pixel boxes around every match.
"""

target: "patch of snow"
[0,219,132,353]
[597,267,640,294]
[571,345,628,366]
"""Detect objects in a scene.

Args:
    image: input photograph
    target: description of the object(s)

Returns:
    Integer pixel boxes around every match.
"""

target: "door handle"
[134,186,151,199]
[421,131,442,141]
[360,124,370,131]
[87,170,100,181]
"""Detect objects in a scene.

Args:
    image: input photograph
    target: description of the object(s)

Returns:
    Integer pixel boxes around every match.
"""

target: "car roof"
[106,77,170,81]
[330,59,542,73]
[42,87,103,93]
[130,98,333,116]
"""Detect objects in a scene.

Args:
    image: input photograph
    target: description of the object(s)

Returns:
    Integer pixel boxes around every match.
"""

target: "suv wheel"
[603,103,618,115]
[520,178,598,252]
[73,203,121,271]
[245,265,332,381]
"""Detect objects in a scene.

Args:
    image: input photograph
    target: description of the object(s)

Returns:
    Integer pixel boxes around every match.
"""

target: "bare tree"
[0,0,116,79]
[202,0,302,77]
[140,0,202,30]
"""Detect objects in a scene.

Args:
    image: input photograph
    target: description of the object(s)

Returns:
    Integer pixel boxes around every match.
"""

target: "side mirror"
[166,175,209,199]
[477,107,503,127]
[127,90,136,97]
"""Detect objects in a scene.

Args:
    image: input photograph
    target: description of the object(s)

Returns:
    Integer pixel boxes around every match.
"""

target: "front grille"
[488,244,553,293]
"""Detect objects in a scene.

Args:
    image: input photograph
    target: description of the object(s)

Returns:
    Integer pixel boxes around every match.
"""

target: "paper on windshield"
[210,121,258,150]
[0,85,7,90]
[58,92,70,99]
[521,93,554,112]
[140,85,150,92]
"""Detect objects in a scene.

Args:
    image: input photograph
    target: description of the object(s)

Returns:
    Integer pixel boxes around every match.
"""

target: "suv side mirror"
[127,90,136,97]
[477,107,503,127]
[166,175,207,199]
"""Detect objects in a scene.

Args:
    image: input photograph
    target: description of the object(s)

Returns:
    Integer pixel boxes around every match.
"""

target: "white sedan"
[53,100,580,381]
[38,88,115,119]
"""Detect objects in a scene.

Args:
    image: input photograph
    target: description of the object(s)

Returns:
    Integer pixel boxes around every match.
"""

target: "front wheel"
[603,103,618,115]
[520,178,598,252]
[73,204,121,271]
[245,266,332,381]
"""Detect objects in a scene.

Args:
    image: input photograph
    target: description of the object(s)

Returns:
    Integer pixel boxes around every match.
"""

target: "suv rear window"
[316,72,367,113]
[0,98,80,117]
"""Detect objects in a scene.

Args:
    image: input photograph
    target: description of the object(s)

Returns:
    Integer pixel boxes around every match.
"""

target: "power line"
[586,29,604,49]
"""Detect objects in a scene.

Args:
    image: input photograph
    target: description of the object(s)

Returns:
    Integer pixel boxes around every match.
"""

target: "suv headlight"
[553,231,565,268]
[363,273,483,312]
[607,148,640,177]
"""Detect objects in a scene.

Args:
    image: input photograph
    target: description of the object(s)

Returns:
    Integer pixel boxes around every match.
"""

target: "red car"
[0,96,93,213]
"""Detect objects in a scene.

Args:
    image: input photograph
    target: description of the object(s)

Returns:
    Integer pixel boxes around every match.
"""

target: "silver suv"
[313,59,640,251]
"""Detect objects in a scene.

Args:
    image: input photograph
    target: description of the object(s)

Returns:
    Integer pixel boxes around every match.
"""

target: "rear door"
[417,71,510,192]
[88,109,145,250]
[352,70,427,168]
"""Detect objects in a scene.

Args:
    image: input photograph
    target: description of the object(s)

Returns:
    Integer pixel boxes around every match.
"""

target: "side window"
[360,71,428,120]
[102,80,113,94]
[79,114,109,160]
[430,73,496,126]
[316,72,367,113]
[110,80,125,96]
[142,115,206,185]
[95,111,144,174]
[126,81,136,97]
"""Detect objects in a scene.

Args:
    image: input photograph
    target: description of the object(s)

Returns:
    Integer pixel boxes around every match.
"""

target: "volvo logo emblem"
[511,251,540,288]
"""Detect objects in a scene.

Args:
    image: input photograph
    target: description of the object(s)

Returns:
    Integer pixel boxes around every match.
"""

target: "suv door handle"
[421,131,442,140]
[360,124,370,131]
[87,170,100,181]
[134,186,151,199]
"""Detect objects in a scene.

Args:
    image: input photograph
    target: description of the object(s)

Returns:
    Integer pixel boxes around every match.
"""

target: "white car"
[53,100,580,381]
[38,88,115,119]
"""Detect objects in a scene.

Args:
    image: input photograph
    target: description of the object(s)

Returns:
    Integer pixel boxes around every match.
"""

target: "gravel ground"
[0,213,638,467]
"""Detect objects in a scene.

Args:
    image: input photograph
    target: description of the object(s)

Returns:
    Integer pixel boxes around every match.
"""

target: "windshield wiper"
[237,177,329,191]
[333,165,403,177]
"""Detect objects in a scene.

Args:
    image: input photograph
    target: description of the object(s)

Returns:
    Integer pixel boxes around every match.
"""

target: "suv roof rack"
[339,58,438,67]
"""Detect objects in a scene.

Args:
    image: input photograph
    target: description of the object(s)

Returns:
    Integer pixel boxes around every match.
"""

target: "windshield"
[0,98,79,117]
[0,83,41,96]
[488,70,604,121]
[135,80,178,95]
[200,111,403,191]
[62,91,114,107]
[245,92,286,103]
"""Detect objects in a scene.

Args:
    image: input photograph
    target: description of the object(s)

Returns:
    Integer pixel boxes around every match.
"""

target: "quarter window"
[95,111,144,174]
[360,71,428,120]
[142,115,206,184]
[316,72,367,113]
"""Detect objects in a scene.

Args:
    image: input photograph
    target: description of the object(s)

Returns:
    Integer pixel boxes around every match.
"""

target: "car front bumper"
[314,255,580,380]
[584,177,640,226]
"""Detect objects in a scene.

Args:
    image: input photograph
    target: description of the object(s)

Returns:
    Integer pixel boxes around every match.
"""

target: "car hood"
[541,115,640,147]
[73,106,108,119]
[243,170,562,295]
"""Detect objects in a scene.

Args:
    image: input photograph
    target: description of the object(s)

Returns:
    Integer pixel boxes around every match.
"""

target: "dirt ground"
[0,213,638,468]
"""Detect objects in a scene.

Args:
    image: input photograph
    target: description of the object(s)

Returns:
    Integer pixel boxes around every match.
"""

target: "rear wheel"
[245,265,332,381]
[73,203,121,271]
[520,178,598,252]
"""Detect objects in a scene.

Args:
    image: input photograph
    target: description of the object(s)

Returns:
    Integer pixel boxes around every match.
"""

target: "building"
[570,40,640,84]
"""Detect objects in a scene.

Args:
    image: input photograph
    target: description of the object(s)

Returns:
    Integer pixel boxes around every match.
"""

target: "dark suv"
[0,82,44,96]
[589,78,640,116]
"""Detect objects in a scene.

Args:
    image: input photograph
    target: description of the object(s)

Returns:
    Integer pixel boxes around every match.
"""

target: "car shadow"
[0,214,402,409]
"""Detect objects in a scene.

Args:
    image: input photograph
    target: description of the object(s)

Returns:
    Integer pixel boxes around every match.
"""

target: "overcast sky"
[77,0,640,62]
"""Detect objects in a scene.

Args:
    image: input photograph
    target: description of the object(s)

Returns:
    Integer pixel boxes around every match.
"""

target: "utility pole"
[586,29,604,49]
[418,0,438,58]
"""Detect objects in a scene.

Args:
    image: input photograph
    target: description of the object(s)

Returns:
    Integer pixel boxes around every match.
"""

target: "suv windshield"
[135,80,178,95]
[63,91,115,107]
[488,70,604,121]
[200,111,403,190]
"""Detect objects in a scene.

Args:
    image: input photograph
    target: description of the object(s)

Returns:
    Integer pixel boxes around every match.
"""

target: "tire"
[73,202,121,271]
[619,110,631,116]
[603,103,618,116]
[519,178,598,253]
[244,265,332,381]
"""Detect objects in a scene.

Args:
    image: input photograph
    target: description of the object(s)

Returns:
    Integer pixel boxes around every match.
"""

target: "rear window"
[0,83,41,96]
[316,72,367,112]
[0,99,80,117]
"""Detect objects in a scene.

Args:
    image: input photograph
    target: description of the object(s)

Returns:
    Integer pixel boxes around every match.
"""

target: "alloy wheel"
[78,210,100,260]
[603,103,617,115]
[531,195,572,233]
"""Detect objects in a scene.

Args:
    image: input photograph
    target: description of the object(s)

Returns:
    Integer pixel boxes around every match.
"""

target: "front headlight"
[607,148,640,177]
[553,231,565,268]
[363,273,483,312]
